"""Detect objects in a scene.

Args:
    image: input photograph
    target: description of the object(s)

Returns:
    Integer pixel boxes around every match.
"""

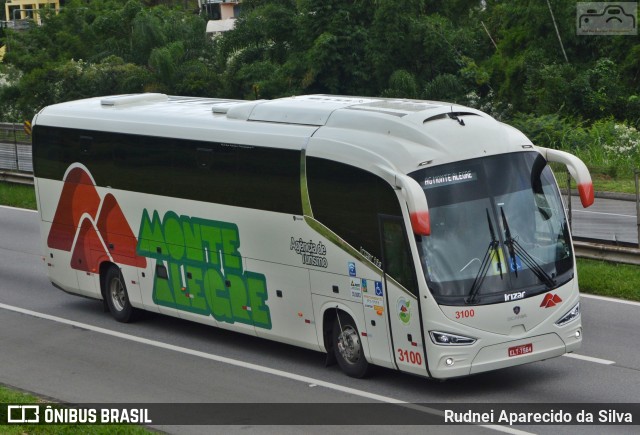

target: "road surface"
[1,206,639,434]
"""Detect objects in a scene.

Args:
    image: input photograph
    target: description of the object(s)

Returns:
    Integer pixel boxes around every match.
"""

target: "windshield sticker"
[290,237,328,268]
[509,255,523,272]
[423,171,477,189]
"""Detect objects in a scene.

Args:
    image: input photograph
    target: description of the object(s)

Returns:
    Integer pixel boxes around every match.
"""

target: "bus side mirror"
[537,147,594,208]
[397,174,431,236]
[377,167,431,236]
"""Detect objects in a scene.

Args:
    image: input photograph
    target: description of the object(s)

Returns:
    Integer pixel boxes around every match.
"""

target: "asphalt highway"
[569,195,638,244]
[1,205,639,435]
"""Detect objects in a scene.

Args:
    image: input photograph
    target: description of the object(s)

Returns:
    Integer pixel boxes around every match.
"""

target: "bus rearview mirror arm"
[537,147,594,208]
[378,166,431,236]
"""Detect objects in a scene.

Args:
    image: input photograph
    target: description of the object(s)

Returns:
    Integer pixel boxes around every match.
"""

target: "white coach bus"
[32,93,594,379]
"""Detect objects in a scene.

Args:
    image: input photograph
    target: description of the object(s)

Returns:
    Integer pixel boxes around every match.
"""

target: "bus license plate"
[508,343,533,357]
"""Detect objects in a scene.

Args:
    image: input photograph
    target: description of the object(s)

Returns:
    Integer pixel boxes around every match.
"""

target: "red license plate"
[508,343,533,357]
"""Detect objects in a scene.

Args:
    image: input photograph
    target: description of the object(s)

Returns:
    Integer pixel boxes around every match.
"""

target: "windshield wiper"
[486,208,503,279]
[500,207,556,289]
[467,209,503,303]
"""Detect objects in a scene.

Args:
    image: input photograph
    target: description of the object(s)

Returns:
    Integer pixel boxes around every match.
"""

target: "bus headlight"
[555,302,580,326]
[429,331,476,346]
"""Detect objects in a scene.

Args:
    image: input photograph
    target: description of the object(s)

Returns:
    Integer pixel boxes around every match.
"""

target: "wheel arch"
[320,302,369,359]
[99,261,118,302]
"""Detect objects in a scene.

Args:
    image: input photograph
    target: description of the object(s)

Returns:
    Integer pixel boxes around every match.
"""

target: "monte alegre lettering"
[136,210,271,329]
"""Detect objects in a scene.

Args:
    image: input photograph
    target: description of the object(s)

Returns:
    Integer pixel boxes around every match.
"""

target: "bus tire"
[332,314,370,378]
[104,266,136,323]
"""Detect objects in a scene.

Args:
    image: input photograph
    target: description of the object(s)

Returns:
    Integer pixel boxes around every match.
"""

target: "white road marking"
[562,353,615,365]
[581,293,640,307]
[0,302,533,435]
[0,204,37,213]
[572,209,636,219]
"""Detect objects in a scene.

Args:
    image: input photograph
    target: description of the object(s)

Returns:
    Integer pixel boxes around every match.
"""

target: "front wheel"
[332,314,371,378]
[104,266,136,323]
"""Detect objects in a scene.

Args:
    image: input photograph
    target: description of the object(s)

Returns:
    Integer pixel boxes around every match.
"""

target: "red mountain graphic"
[540,293,562,308]
[70,217,111,273]
[47,165,147,272]
[97,193,146,268]
[47,167,101,251]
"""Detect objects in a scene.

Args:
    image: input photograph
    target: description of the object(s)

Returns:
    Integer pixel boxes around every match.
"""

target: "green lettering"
[204,267,232,322]
[136,209,168,259]
[199,223,222,266]
[152,262,176,308]
[170,261,190,309]
[139,210,272,329]
[221,225,241,271]
[182,218,204,263]
[183,265,208,314]
[227,274,251,324]
[163,212,185,261]
[247,272,271,329]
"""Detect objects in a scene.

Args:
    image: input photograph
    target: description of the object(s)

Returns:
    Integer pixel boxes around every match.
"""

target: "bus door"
[379,215,427,376]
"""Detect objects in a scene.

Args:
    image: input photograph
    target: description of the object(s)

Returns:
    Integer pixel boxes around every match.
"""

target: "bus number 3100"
[455,309,475,319]
[398,349,423,365]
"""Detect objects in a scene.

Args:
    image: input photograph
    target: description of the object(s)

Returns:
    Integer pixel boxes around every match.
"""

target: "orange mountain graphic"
[540,293,562,308]
[47,165,147,272]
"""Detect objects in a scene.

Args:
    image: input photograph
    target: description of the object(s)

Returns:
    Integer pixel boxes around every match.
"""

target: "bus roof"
[34,93,533,174]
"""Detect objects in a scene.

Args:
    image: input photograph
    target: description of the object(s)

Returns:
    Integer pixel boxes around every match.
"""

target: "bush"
[510,114,640,176]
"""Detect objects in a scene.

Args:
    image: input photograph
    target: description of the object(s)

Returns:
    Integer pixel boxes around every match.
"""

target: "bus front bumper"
[429,325,582,379]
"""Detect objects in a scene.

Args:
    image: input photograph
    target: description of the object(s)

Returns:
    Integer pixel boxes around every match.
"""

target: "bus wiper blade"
[467,209,502,304]
[500,207,556,289]
[486,208,503,279]
[500,207,518,278]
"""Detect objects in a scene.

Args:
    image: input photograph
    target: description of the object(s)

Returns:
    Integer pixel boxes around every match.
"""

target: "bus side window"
[306,157,404,272]
[381,217,419,297]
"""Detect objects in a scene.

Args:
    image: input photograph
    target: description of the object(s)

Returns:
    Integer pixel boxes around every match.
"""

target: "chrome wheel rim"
[337,325,361,365]
[109,276,126,312]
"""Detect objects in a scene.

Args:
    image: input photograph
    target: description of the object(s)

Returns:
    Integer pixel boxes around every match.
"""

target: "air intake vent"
[423,112,479,124]
[101,93,168,107]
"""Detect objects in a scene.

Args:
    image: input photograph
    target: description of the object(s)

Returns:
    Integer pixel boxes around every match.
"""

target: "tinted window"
[306,157,403,270]
[381,217,419,296]
[33,126,302,215]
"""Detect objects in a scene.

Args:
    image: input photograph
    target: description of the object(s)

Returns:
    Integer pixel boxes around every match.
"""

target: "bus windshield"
[409,151,573,306]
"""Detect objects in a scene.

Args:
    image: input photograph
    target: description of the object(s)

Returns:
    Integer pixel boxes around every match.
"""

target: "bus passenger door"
[380,216,428,376]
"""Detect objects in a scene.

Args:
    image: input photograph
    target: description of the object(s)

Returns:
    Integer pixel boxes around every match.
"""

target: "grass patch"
[577,258,640,302]
[552,168,638,195]
[590,174,637,195]
[0,385,151,434]
[0,182,37,210]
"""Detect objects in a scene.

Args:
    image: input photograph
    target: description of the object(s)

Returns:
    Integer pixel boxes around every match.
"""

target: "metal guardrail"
[574,240,640,266]
[0,122,33,177]
[0,169,34,185]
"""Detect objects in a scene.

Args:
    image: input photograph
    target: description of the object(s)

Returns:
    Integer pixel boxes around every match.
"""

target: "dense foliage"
[1,0,639,172]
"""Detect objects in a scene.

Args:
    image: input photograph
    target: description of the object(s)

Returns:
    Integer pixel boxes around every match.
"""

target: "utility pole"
[547,0,569,63]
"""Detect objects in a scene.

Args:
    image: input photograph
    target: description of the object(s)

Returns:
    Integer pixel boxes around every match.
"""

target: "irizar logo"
[504,291,526,302]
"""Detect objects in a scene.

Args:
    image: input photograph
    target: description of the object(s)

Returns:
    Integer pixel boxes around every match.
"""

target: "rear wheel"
[332,314,371,378]
[105,266,136,323]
